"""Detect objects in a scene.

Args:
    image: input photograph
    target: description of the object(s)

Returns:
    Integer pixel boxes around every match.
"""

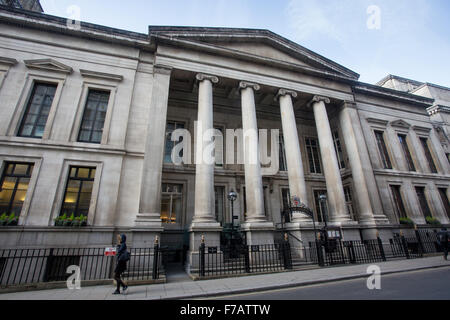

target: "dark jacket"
[115,234,127,274]
[437,230,449,248]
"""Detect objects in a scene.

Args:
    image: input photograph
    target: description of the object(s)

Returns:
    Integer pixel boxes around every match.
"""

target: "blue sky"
[40,0,450,87]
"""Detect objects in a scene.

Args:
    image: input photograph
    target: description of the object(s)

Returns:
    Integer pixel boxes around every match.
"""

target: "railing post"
[152,236,160,280]
[377,234,386,261]
[244,245,250,273]
[316,232,325,267]
[414,225,425,256]
[199,235,205,277]
[43,248,54,282]
[400,232,410,259]
[283,233,292,270]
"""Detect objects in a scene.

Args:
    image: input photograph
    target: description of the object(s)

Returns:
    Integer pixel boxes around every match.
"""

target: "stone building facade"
[0,6,448,269]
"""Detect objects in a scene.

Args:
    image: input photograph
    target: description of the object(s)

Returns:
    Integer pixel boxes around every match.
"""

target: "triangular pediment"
[149,27,359,80]
[24,59,73,74]
[390,119,411,129]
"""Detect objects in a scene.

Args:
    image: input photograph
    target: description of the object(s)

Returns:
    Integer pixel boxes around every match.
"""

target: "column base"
[241,221,275,245]
[185,222,222,275]
[134,213,163,228]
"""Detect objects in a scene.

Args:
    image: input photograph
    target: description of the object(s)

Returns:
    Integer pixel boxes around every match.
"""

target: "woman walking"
[113,234,128,294]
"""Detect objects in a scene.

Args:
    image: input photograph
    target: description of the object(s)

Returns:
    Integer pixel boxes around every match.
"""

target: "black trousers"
[114,271,126,291]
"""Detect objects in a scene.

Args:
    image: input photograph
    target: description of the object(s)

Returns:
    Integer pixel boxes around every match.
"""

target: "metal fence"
[308,239,387,266]
[0,246,161,287]
[198,242,292,278]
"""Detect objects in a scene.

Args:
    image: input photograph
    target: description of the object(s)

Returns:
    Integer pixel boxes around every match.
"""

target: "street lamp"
[227,190,238,249]
[318,194,328,229]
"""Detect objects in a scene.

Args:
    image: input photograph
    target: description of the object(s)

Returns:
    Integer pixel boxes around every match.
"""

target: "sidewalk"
[0,256,449,300]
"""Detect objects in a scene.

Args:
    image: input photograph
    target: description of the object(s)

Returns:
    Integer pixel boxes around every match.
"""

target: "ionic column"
[135,65,172,229]
[339,101,389,225]
[187,74,221,272]
[309,96,351,224]
[192,73,220,224]
[276,89,310,223]
[239,81,266,223]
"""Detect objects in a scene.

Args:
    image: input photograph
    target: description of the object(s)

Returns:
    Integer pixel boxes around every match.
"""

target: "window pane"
[78,90,109,143]
[420,138,437,173]
[18,83,56,138]
[13,164,29,176]
[60,167,95,219]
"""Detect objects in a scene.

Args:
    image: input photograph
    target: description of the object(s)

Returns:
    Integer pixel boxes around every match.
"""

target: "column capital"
[307,95,330,108]
[275,88,298,101]
[153,64,173,75]
[239,81,260,92]
[196,73,219,84]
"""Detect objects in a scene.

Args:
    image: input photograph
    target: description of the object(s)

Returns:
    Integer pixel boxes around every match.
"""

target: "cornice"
[80,69,123,82]
[0,56,17,66]
[353,82,434,107]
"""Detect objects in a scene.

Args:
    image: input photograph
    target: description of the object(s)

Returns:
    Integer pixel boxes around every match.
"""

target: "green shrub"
[399,217,414,225]
[425,216,441,225]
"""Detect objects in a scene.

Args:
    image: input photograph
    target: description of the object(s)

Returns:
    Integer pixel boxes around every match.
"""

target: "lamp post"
[227,190,238,248]
[318,194,328,230]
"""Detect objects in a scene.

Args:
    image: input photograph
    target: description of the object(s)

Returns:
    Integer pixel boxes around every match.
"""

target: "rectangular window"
[78,90,110,144]
[60,166,96,218]
[415,186,432,219]
[214,186,225,225]
[343,186,356,220]
[164,121,185,164]
[214,127,224,167]
[279,134,287,172]
[161,183,183,224]
[420,137,437,173]
[0,162,34,218]
[305,138,322,174]
[313,189,327,223]
[374,130,392,169]
[333,131,345,169]
[18,83,57,138]
[390,185,407,220]
[281,188,291,211]
[398,134,415,171]
[438,188,450,219]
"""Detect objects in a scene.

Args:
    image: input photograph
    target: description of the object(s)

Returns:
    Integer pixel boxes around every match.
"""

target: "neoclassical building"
[0,5,449,268]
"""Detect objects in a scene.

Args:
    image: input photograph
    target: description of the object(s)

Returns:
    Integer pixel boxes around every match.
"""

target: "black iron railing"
[199,241,292,278]
[309,239,387,266]
[0,246,161,287]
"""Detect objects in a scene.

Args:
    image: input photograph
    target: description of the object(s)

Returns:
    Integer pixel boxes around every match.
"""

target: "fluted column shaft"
[277,89,310,223]
[310,96,351,223]
[240,81,266,223]
[193,73,219,223]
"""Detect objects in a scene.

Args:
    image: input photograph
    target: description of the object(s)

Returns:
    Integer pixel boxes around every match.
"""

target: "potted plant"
[63,213,75,227]
[54,213,66,226]
[6,213,18,226]
[0,213,8,226]
[399,217,414,226]
[79,214,87,226]
[426,216,441,226]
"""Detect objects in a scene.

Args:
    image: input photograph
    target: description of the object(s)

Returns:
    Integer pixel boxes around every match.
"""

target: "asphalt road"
[211,266,450,300]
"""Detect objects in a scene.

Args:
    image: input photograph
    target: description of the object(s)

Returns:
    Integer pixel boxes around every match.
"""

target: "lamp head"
[227,190,237,201]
